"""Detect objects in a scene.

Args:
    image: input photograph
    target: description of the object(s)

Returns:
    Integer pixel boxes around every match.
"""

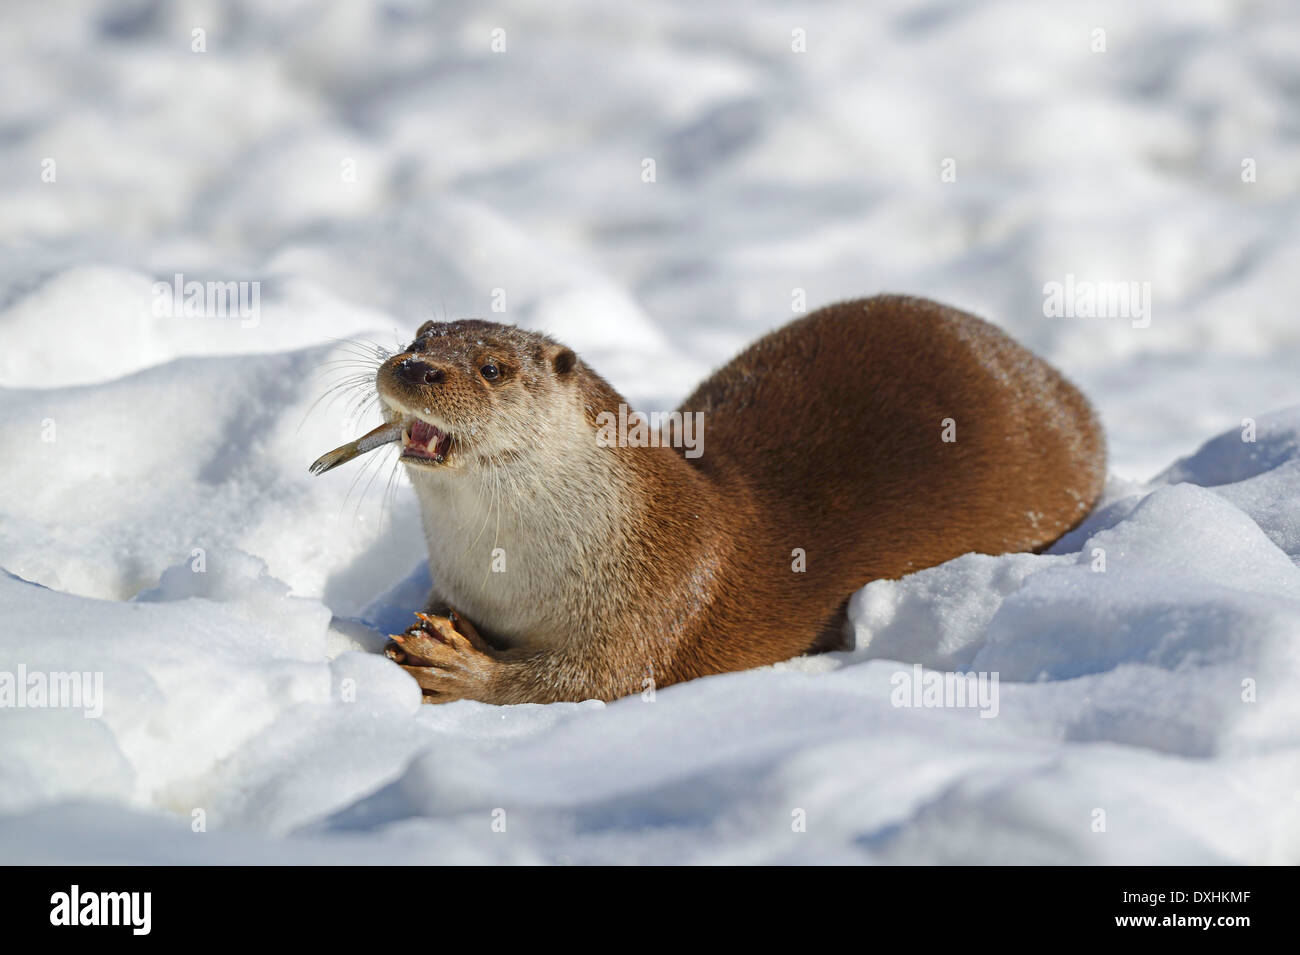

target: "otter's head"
[376,319,579,473]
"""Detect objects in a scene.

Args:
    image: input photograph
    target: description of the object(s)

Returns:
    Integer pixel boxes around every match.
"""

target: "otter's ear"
[549,345,577,377]
[415,320,435,338]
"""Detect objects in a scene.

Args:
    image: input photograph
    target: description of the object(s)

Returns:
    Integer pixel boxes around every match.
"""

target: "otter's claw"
[384,608,498,702]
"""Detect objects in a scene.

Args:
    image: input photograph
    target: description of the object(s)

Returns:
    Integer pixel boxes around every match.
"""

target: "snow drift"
[2,0,1299,863]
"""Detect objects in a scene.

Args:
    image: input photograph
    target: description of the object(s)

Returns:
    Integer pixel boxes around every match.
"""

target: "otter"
[312,295,1105,704]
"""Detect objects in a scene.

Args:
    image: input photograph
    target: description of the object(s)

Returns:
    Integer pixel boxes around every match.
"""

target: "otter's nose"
[396,357,446,386]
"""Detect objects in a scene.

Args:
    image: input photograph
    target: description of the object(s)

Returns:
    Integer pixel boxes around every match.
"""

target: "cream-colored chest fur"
[409,444,628,649]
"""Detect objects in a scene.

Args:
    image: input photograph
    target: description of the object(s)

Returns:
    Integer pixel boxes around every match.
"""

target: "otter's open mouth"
[402,417,453,465]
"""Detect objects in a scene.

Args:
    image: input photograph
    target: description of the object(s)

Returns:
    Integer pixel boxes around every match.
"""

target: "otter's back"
[677,295,1106,583]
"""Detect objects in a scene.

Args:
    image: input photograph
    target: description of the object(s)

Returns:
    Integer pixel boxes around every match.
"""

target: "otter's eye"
[480,362,501,381]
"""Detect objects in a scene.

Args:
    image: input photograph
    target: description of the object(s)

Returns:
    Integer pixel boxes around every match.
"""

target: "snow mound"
[4,0,1300,864]
[3,407,1299,863]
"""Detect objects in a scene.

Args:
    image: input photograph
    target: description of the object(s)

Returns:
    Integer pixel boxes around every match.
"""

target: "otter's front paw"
[385,611,498,703]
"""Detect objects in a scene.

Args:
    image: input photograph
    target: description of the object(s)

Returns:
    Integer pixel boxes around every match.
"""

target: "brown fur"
[373,295,1105,703]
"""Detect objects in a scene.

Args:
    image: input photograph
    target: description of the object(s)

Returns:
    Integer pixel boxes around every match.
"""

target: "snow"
[2,0,1299,863]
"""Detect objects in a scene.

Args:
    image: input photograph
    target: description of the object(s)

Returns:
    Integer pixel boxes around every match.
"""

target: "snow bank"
[2,399,1296,864]
[2,0,1299,863]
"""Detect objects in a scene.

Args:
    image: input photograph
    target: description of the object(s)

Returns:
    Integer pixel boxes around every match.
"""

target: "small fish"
[309,421,403,475]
